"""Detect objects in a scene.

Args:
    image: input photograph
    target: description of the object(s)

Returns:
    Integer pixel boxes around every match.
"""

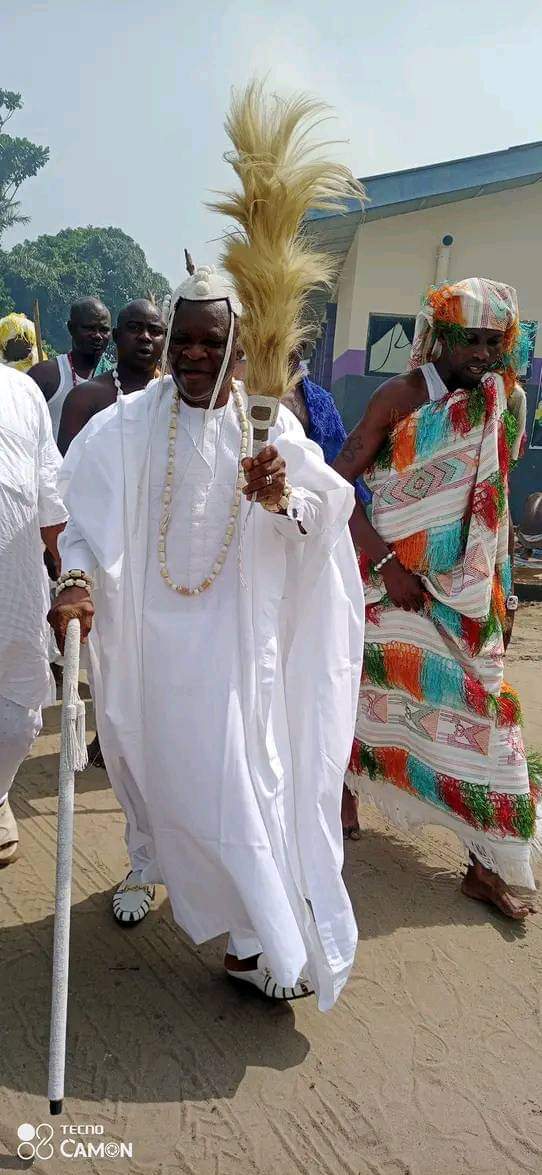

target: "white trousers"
[104,756,262,959]
[0,695,42,804]
[227,931,262,960]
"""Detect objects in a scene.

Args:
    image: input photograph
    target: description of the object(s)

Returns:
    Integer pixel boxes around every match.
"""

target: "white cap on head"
[173,265,243,317]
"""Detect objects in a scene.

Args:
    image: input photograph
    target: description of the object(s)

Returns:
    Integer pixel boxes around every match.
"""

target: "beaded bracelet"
[55,569,94,598]
[262,482,292,515]
[373,550,396,573]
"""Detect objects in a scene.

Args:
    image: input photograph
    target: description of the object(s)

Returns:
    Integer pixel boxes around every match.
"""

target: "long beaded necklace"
[113,365,160,398]
[158,387,249,596]
[112,366,123,399]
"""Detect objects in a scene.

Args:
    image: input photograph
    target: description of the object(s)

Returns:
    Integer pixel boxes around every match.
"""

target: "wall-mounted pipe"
[435,234,454,285]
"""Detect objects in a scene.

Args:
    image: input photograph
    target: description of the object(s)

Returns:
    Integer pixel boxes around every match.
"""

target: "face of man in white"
[168,299,237,409]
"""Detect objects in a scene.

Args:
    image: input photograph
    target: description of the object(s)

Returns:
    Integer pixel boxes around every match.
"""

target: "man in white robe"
[0,365,67,864]
[49,269,364,1010]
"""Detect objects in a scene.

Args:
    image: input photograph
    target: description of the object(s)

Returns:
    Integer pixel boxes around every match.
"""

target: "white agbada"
[0,365,67,710]
[58,378,364,1010]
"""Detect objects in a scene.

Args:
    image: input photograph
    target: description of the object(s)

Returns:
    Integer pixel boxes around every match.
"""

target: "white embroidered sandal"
[225,954,314,1000]
[0,798,18,866]
[112,870,155,926]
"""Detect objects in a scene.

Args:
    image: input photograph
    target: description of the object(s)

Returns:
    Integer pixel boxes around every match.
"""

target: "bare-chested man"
[29,298,112,441]
[57,300,165,455]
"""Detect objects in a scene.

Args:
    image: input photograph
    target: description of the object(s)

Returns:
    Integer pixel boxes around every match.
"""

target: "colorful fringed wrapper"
[350,741,537,841]
[350,363,539,887]
[362,640,522,728]
[365,373,518,658]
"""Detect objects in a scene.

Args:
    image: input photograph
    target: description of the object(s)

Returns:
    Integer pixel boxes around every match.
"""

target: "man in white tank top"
[29,297,111,441]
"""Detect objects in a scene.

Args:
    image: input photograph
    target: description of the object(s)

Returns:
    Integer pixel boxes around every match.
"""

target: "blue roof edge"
[307,140,542,222]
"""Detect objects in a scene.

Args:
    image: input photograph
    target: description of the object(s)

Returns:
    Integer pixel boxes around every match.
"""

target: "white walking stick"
[48,619,88,1115]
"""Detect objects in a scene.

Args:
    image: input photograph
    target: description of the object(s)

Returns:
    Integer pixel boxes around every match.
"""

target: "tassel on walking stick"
[48,619,87,1115]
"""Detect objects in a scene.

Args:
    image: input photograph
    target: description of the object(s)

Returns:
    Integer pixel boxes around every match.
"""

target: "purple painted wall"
[331,349,366,382]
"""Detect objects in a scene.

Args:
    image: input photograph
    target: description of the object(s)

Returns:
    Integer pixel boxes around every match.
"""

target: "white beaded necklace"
[158,387,249,596]
[112,365,123,399]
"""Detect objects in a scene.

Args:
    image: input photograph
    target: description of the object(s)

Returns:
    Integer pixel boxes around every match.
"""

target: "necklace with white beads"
[158,387,249,596]
[112,366,123,399]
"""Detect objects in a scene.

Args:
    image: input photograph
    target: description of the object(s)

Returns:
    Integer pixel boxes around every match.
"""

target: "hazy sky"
[3,0,541,286]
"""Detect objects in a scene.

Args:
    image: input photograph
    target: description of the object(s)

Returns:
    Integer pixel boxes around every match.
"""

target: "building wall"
[333,230,361,361]
[330,183,542,519]
[334,184,542,364]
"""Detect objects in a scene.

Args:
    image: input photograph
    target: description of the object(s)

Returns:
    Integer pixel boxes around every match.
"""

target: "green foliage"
[0,91,170,349]
[0,88,49,239]
[0,257,14,315]
[0,226,171,351]
[0,90,23,119]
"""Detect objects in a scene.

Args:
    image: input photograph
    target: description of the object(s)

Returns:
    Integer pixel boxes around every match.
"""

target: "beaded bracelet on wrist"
[262,482,292,514]
[373,550,396,573]
[55,570,94,598]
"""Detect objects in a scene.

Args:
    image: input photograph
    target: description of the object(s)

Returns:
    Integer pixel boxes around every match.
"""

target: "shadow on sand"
[343,821,532,944]
[0,886,309,1115]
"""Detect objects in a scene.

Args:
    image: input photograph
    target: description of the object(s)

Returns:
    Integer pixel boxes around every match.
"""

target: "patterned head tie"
[409,277,525,394]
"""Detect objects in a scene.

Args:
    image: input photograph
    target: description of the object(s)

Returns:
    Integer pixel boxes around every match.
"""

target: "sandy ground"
[1,606,542,1175]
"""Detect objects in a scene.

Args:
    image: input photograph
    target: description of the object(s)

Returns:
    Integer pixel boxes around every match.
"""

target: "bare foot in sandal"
[461,857,536,920]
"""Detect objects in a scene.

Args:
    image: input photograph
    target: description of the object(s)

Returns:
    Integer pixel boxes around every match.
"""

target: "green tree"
[0,225,171,351]
[0,89,49,241]
[0,258,14,316]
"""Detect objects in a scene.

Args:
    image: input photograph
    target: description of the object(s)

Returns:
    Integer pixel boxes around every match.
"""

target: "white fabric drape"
[58,379,364,1010]
[0,366,67,710]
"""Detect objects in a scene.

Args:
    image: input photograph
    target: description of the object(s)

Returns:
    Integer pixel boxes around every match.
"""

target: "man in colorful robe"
[335,277,539,919]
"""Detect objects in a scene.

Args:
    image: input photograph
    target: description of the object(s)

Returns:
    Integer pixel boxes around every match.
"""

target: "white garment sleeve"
[58,519,98,577]
[36,393,68,528]
[270,486,319,540]
[268,407,333,540]
[267,409,355,542]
